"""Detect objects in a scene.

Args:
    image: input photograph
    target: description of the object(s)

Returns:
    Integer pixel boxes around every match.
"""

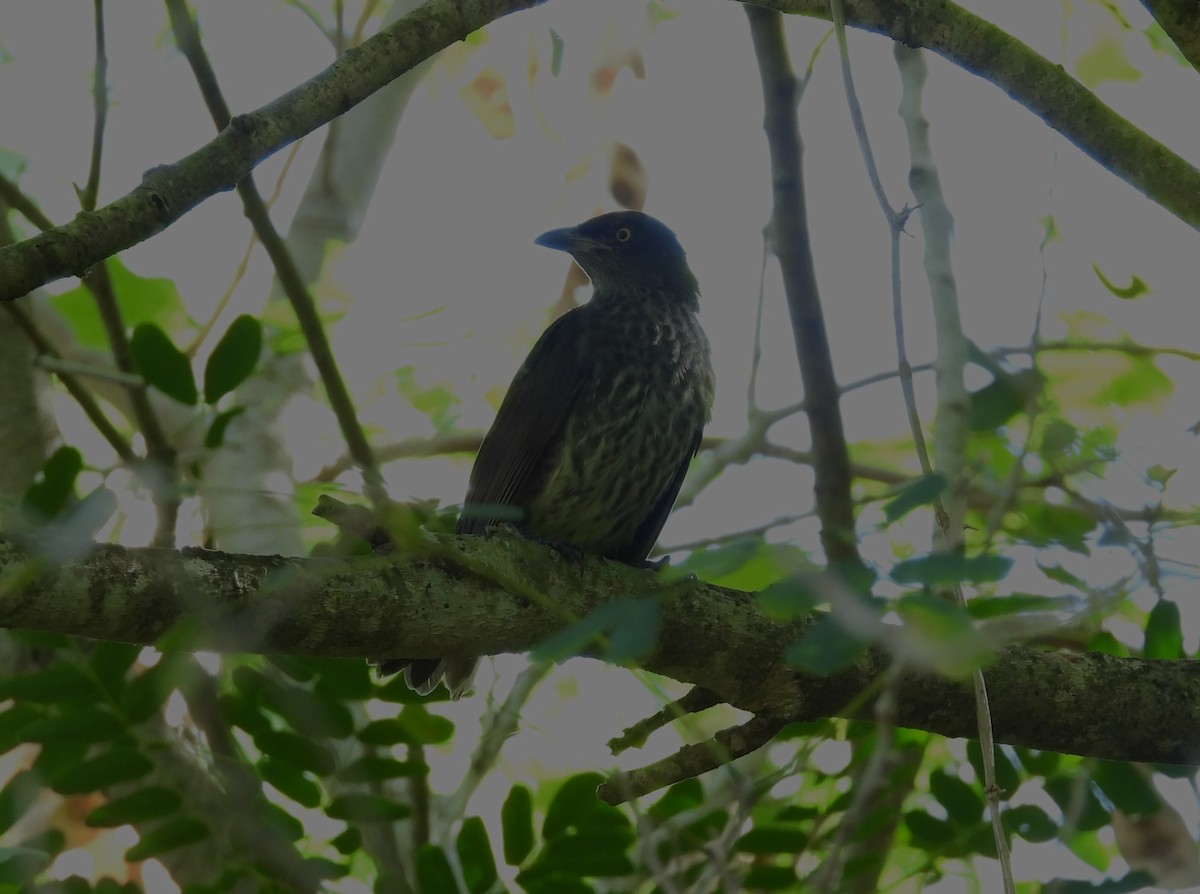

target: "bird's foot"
[527,533,586,562]
[498,524,586,562]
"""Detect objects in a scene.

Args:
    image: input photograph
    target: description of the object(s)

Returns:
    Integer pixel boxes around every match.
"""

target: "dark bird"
[383,211,714,697]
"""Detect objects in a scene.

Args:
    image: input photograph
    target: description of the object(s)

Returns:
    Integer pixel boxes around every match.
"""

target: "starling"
[383,211,714,697]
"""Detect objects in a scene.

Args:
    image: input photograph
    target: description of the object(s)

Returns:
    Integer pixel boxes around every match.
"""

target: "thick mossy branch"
[0,537,1197,765]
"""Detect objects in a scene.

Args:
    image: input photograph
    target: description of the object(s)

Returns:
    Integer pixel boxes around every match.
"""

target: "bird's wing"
[456,308,591,534]
[615,427,704,563]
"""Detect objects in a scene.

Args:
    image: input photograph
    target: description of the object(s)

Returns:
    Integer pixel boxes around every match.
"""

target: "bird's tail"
[372,657,478,699]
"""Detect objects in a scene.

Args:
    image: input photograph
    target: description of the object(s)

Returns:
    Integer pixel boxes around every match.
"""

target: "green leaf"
[1146,464,1176,490]
[533,598,661,665]
[1096,355,1173,408]
[416,845,457,894]
[605,597,661,664]
[357,718,415,747]
[1012,501,1099,552]
[49,258,189,350]
[543,773,627,839]
[311,657,375,700]
[735,824,807,854]
[670,539,762,582]
[255,730,336,776]
[883,473,948,522]
[121,653,193,723]
[258,675,354,739]
[0,704,44,755]
[967,593,1080,619]
[648,779,702,821]
[51,747,154,795]
[756,578,819,620]
[1144,600,1183,659]
[1075,37,1142,89]
[0,846,52,882]
[337,757,426,783]
[1046,777,1111,832]
[742,865,798,890]
[969,369,1040,430]
[204,406,246,449]
[1092,761,1160,816]
[896,593,994,676]
[263,801,305,842]
[0,663,99,704]
[966,740,1020,797]
[86,786,182,827]
[526,831,634,877]
[0,771,40,836]
[89,641,142,694]
[1013,747,1061,776]
[1038,561,1088,591]
[1091,264,1149,300]
[501,784,535,866]
[891,553,1013,585]
[21,707,124,744]
[929,771,984,825]
[326,793,412,823]
[457,817,498,893]
[123,817,210,861]
[549,27,564,77]
[531,608,612,663]
[130,322,198,405]
[204,314,263,403]
[22,446,82,520]
[903,809,954,851]
[1002,804,1058,842]
[398,705,455,745]
[260,759,323,809]
[785,614,868,676]
[330,827,362,856]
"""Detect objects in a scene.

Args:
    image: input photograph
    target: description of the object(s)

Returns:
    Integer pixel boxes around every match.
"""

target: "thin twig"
[0,174,55,232]
[85,262,181,546]
[830,3,1014,889]
[8,306,137,465]
[164,0,389,506]
[745,4,860,566]
[438,663,551,838]
[76,9,179,545]
[78,0,108,213]
[183,140,305,358]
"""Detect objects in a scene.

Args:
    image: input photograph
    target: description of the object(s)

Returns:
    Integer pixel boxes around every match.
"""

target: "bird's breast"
[524,304,713,556]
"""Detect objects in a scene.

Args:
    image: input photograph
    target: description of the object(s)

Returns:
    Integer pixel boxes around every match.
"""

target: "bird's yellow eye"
[615,227,632,243]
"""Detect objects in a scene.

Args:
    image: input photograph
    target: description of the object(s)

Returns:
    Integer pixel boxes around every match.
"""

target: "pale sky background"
[3,1,1200,890]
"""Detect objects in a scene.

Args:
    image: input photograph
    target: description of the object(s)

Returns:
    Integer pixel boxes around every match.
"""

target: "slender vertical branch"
[828,2,1013,890]
[895,44,969,546]
[5,304,137,466]
[744,5,859,566]
[75,1,181,546]
[164,0,388,506]
[79,0,108,213]
[85,263,181,546]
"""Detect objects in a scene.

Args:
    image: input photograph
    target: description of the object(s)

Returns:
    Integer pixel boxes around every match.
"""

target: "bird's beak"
[534,226,606,253]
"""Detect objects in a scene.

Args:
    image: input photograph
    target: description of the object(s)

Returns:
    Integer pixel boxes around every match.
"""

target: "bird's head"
[535,211,699,305]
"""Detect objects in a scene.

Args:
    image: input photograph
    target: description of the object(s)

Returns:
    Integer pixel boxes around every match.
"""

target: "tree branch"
[749,0,1200,231]
[0,0,542,304]
[745,6,859,564]
[1139,0,1200,73]
[1,537,1197,766]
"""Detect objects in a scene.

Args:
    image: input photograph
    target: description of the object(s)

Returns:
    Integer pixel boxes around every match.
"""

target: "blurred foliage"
[0,0,1198,892]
